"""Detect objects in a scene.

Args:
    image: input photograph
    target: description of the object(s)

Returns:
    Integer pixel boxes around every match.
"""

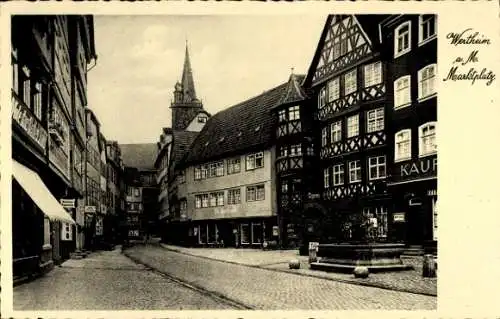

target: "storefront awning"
[12,160,75,224]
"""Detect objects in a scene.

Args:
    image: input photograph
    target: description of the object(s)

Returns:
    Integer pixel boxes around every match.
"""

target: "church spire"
[181,41,197,102]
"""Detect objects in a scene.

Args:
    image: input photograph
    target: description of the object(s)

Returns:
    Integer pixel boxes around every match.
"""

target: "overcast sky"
[87,15,326,144]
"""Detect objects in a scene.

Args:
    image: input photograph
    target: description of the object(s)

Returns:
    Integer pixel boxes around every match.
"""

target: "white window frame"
[394,21,411,58]
[327,77,340,102]
[246,152,264,171]
[216,192,224,206]
[366,108,385,133]
[419,15,437,46]
[418,64,437,101]
[348,160,361,183]
[324,168,330,189]
[347,114,359,138]
[195,194,202,208]
[227,158,241,175]
[209,193,217,207]
[364,61,382,87]
[228,188,241,205]
[368,156,386,181]
[419,122,437,157]
[331,121,342,143]
[288,105,300,121]
[333,164,344,186]
[201,194,209,208]
[322,127,328,146]
[318,87,326,109]
[394,76,411,109]
[278,109,286,122]
[395,129,412,162]
[344,69,357,95]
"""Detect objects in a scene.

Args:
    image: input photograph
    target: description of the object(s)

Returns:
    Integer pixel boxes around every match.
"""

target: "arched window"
[394,21,411,58]
[419,122,437,157]
[395,129,411,162]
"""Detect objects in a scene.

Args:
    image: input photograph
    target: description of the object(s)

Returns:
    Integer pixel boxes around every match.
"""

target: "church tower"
[171,42,205,130]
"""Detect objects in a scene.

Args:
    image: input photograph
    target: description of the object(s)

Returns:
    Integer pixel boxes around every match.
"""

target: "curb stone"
[157,243,437,297]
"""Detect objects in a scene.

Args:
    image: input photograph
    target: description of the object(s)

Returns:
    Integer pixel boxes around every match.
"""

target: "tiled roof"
[169,130,199,178]
[184,77,303,166]
[272,73,307,109]
[120,143,158,170]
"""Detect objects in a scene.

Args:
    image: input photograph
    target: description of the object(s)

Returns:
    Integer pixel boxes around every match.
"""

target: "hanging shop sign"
[60,199,75,209]
[393,212,406,222]
[61,222,73,241]
[84,205,96,213]
[272,226,279,236]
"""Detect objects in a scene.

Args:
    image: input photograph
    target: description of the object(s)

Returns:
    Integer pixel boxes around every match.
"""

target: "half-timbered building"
[303,15,392,242]
[380,15,438,254]
[270,73,323,249]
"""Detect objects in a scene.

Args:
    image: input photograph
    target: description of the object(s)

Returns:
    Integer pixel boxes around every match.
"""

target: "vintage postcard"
[1,1,499,318]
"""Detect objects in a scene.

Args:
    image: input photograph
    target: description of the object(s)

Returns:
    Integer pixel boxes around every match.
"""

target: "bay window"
[324,168,330,189]
[349,160,361,183]
[333,164,344,186]
[331,121,342,143]
[288,105,300,121]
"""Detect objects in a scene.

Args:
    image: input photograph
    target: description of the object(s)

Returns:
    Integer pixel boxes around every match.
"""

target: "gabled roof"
[304,14,390,87]
[120,143,158,170]
[183,77,300,166]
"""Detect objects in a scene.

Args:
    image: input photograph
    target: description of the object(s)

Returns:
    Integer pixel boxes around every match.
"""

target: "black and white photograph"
[1,2,499,317]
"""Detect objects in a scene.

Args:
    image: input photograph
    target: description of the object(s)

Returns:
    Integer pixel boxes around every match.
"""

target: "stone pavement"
[125,244,437,310]
[13,246,234,310]
[160,243,437,296]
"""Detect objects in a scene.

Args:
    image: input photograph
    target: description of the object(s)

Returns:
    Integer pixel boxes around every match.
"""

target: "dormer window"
[394,21,411,58]
[255,125,261,132]
[218,137,225,143]
[419,15,436,45]
[197,114,208,123]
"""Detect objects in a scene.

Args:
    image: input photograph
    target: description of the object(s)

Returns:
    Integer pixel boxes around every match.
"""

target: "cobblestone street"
[124,244,437,310]
[13,247,235,310]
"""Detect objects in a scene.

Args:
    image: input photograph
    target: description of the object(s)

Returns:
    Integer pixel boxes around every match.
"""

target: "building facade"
[106,141,124,244]
[11,15,96,279]
[120,143,159,240]
[381,15,438,252]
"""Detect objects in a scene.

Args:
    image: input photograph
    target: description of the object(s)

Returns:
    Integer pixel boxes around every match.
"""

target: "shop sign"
[409,198,422,206]
[60,199,75,209]
[400,156,437,178]
[309,242,319,251]
[307,193,321,200]
[61,222,73,241]
[84,205,96,213]
[272,226,279,236]
[12,95,48,151]
[393,212,406,222]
